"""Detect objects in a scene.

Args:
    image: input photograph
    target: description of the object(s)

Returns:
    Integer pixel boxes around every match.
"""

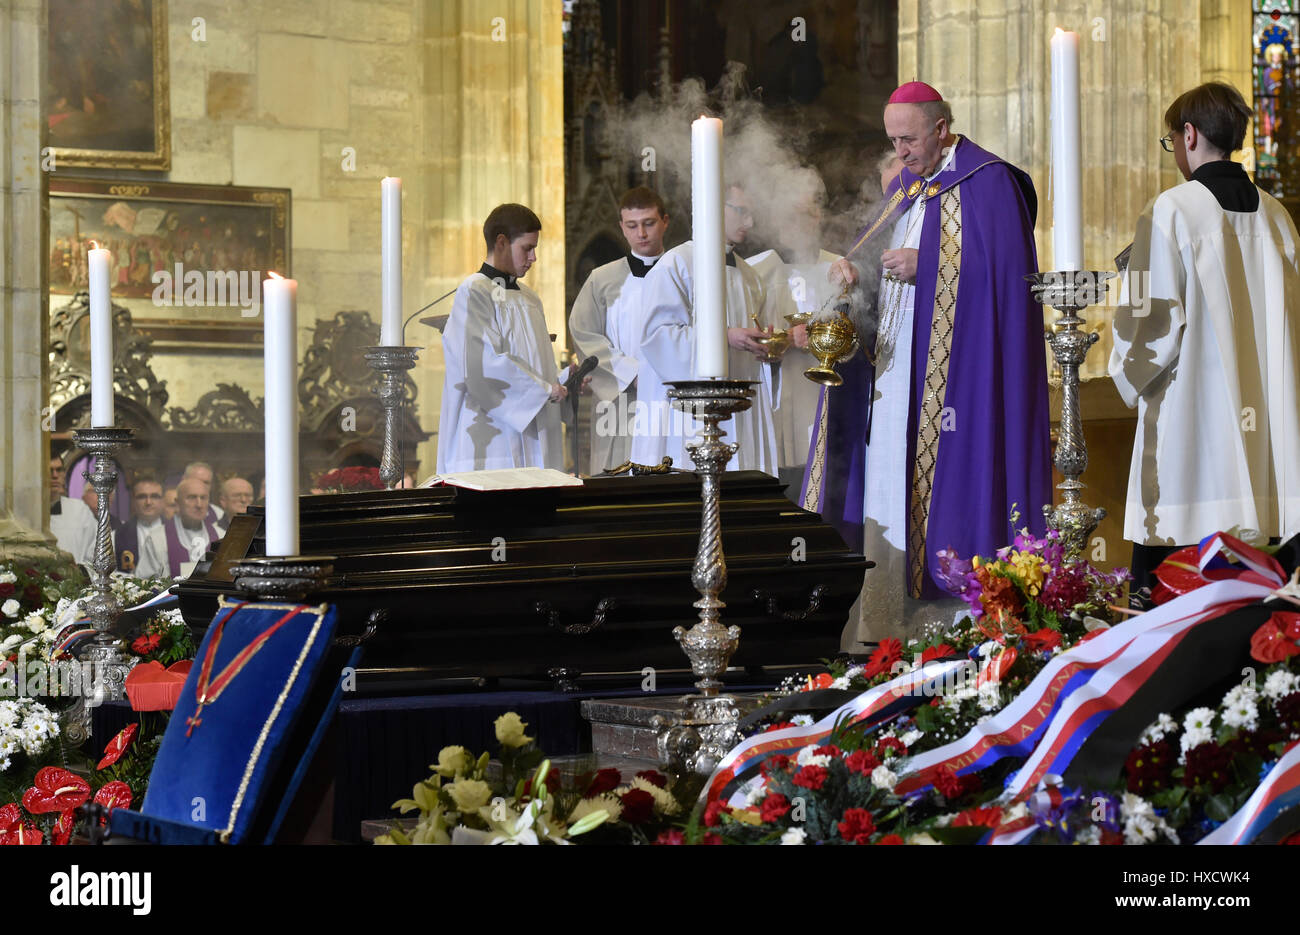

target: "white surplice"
[1110,180,1300,546]
[632,241,780,475]
[747,248,841,471]
[568,254,657,474]
[437,272,563,473]
[49,496,98,566]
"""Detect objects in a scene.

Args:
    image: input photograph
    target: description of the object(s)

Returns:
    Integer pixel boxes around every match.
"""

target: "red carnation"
[584,767,621,797]
[761,754,792,777]
[97,723,139,770]
[22,584,41,605]
[952,806,1004,828]
[701,833,722,845]
[619,788,655,825]
[22,767,91,814]
[702,799,731,827]
[845,749,880,775]
[933,765,967,800]
[763,720,796,733]
[760,793,792,823]
[813,744,841,758]
[792,765,829,790]
[837,807,876,844]
[875,736,907,759]
[1250,616,1300,664]
[877,834,904,845]
[635,769,667,789]
[653,829,686,845]
[0,583,13,598]
[131,633,162,656]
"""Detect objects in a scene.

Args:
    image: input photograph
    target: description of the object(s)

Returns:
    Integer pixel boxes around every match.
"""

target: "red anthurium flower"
[0,821,43,845]
[978,647,1018,686]
[93,781,133,816]
[807,672,834,691]
[1022,628,1062,653]
[0,803,20,833]
[53,810,77,846]
[22,767,91,814]
[1250,615,1300,664]
[96,723,139,770]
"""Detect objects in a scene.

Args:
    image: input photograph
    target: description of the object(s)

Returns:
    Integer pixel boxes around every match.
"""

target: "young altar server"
[1111,81,1300,605]
[633,182,780,475]
[568,187,670,474]
[437,203,567,473]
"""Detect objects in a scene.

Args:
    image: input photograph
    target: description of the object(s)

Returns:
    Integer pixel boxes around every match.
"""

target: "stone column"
[416,0,565,472]
[0,0,61,565]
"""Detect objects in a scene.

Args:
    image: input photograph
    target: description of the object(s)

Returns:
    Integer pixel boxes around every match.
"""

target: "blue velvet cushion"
[138,597,339,844]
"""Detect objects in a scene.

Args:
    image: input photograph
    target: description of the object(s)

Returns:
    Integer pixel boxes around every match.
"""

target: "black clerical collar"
[625,253,659,278]
[1191,160,1258,213]
[478,263,520,289]
[725,249,737,268]
[50,501,61,515]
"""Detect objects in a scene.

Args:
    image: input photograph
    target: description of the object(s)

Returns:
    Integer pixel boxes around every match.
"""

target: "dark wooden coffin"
[175,472,868,689]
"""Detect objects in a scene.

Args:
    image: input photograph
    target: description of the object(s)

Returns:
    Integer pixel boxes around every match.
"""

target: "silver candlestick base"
[364,346,419,490]
[230,555,335,602]
[654,378,756,775]
[1030,271,1113,558]
[68,427,137,730]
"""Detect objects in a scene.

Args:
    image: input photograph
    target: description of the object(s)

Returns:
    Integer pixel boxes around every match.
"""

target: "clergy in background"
[747,177,841,496]
[115,475,169,578]
[437,203,566,474]
[633,183,779,475]
[569,187,670,474]
[1111,81,1300,605]
[831,82,1049,646]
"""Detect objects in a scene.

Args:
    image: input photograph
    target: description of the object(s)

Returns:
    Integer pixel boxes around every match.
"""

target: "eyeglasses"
[725,203,753,221]
[1159,134,1175,153]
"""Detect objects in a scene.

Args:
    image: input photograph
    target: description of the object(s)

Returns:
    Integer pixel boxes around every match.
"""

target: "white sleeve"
[639,256,695,383]
[569,272,637,400]
[451,284,553,434]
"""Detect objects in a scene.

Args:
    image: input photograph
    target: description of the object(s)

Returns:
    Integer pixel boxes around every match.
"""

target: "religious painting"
[1253,5,1300,196]
[48,178,291,351]
[46,0,171,170]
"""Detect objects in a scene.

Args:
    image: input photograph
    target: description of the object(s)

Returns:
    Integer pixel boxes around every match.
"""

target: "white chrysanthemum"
[1182,706,1215,733]
[1221,698,1258,733]
[1139,713,1178,745]
[1263,669,1300,701]
[629,777,680,815]
[843,665,865,681]
[790,714,813,727]
[1075,824,1101,845]
[1221,682,1257,710]
[871,765,897,791]
[829,676,851,690]
[569,795,621,823]
[779,827,807,845]
[977,681,1002,712]
[900,729,923,747]
[1121,793,1179,845]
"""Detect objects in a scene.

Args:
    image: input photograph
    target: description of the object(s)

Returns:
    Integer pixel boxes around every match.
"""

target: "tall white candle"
[262,273,299,556]
[381,177,403,345]
[1050,28,1084,271]
[88,243,114,427]
[691,116,726,378]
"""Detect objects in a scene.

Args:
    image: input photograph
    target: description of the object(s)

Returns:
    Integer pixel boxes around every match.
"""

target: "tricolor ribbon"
[1197,741,1300,845]
[704,659,971,806]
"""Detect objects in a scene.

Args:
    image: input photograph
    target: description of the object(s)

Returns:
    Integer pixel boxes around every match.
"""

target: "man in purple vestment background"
[815,82,1051,647]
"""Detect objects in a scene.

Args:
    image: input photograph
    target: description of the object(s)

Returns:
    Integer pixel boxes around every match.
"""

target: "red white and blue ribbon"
[1197,742,1300,845]
[705,659,972,806]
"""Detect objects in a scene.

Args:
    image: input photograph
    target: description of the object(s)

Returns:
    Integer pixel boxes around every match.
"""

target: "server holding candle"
[1110,81,1300,606]
[820,80,1049,648]
[632,116,779,475]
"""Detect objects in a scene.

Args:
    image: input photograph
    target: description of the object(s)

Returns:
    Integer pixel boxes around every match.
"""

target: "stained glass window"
[1254,3,1300,196]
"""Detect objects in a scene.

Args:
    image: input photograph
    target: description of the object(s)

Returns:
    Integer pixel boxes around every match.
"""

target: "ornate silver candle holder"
[69,426,137,711]
[650,378,756,774]
[364,345,420,490]
[1029,270,1114,558]
[230,555,335,602]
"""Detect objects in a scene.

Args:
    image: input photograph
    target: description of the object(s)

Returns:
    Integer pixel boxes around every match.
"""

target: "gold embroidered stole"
[801,386,831,512]
[907,186,962,598]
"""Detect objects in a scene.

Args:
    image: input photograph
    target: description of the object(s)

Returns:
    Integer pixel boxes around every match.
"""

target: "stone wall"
[44,0,564,477]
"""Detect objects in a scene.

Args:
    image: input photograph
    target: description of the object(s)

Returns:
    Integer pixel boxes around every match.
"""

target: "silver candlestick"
[364,346,419,490]
[68,427,137,726]
[650,378,755,775]
[1030,270,1114,558]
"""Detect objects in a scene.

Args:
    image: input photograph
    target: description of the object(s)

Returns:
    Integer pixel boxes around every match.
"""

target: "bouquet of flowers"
[314,466,384,494]
[375,712,685,845]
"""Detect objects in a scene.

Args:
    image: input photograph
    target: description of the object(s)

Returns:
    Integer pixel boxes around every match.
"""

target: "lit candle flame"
[89,240,100,250]
[267,270,284,280]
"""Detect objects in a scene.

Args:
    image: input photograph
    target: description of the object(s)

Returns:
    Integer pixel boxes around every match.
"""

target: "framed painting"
[49,178,291,351]
[46,0,171,170]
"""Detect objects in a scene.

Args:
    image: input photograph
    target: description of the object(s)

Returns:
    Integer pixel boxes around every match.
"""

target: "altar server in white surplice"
[437,203,567,474]
[1110,82,1300,606]
[634,183,780,475]
[569,187,670,473]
